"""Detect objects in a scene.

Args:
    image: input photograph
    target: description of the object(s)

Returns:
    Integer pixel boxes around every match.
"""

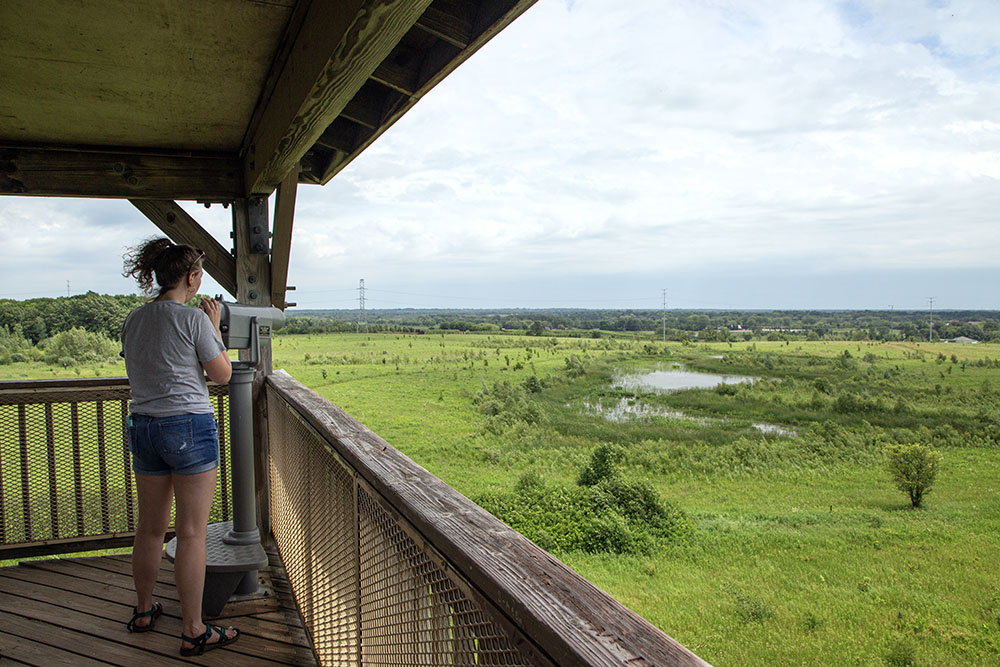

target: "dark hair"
[123,237,203,296]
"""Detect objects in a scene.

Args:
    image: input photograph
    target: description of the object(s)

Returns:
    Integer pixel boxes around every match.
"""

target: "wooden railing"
[265,370,708,666]
[0,374,707,665]
[0,378,231,560]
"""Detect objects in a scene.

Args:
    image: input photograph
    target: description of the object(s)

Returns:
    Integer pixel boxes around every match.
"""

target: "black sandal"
[180,624,240,656]
[126,601,163,633]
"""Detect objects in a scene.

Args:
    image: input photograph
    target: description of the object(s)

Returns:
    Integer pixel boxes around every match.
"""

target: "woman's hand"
[200,298,224,342]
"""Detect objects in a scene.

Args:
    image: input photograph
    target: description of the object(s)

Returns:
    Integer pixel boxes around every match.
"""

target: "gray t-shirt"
[121,300,227,417]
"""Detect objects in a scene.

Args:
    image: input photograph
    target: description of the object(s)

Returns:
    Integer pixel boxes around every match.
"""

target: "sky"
[2,0,998,311]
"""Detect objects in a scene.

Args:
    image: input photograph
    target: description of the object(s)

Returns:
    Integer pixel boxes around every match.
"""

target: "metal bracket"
[248,196,269,255]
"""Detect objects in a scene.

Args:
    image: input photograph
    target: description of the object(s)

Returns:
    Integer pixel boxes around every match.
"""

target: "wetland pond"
[579,365,797,437]
[614,367,759,393]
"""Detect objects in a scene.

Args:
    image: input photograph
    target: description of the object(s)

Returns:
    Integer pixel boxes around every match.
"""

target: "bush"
[564,354,586,377]
[577,443,624,486]
[473,381,544,433]
[477,446,692,554]
[885,443,941,509]
[522,375,543,393]
[43,327,118,365]
[834,390,881,414]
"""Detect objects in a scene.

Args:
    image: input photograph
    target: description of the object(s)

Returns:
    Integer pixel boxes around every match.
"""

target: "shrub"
[885,639,918,667]
[885,443,941,509]
[522,375,543,393]
[715,382,739,396]
[577,443,624,486]
[473,381,544,433]
[564,354,586,377]
[43,327,118,365]
[477,446,692,554]
[834,390,881,414]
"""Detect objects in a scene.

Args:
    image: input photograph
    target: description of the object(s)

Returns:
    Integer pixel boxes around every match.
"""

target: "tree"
[885,444,941,509]
[528,321,545,336]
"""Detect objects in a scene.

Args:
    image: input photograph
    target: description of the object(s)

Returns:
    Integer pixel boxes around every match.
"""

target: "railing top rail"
[0,377,131,392]
[0,377,228,401]
[266,369,708,667]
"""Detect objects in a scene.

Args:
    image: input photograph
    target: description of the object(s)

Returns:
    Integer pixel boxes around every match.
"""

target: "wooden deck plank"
[21,558,180,602]
[0,567,310,648]
[0,554,318,666]
[0,587,297,666]
[0,629,110,667]
[0,610,189,667]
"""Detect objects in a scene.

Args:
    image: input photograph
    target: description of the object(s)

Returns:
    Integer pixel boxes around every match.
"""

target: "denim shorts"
[128,413,220,476]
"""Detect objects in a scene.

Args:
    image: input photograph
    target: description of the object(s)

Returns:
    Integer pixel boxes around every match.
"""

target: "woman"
[121,238,239,656]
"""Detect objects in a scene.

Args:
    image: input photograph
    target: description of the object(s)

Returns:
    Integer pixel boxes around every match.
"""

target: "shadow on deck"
[0,542,316,666]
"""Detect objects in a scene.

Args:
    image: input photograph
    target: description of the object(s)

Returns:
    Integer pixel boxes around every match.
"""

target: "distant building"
[943,336,979,344]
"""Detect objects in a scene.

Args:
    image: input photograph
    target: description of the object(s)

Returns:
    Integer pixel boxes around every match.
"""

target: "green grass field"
[3,333,998,664]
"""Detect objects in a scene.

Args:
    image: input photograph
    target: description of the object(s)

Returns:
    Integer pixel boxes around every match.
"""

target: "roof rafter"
[242,0,435,196]
[315,0,537,185]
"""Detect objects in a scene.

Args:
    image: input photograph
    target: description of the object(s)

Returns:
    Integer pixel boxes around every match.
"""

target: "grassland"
[3,333,999,665]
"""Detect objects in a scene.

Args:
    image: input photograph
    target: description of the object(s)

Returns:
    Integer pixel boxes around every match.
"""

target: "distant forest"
[287,307,999,342]
[1,294,997,344]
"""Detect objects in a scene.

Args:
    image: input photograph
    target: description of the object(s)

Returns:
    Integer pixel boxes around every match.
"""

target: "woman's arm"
[199,298,231,384]
[202,350,232,384]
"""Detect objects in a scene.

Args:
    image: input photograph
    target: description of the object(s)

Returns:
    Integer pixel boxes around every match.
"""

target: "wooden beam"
[129,200,238,298]
[271,168,298,310]
[0,146,240,200]
[242,0,435,196]
[232,198,273,535]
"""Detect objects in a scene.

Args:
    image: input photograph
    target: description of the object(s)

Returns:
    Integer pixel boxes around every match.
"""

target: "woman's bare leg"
[172,468,237,647]
[132,473,173,624]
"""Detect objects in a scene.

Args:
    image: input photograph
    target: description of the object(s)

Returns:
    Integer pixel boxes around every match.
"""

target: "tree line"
[289,307,1000,342]
[1,296,998,349]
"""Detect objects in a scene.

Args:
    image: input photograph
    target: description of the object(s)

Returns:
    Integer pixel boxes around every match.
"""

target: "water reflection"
[579,398,701,423]
[614,368,759,393]
[752,423,798,437]
[579,367,796,437]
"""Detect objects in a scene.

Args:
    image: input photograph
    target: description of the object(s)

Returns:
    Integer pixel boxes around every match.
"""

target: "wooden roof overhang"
[0,0,537,302]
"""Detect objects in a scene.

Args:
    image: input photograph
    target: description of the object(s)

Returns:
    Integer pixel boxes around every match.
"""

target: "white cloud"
[2,0,998,307]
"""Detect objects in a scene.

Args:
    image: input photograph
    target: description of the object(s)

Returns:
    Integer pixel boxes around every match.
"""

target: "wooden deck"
[0,543,317,666]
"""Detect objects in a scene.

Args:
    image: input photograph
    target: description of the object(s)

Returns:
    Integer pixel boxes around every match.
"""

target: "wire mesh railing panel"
[0,380,231,554]
[357,487,527,667]
[266,385,533,667]
[268,391,359,666]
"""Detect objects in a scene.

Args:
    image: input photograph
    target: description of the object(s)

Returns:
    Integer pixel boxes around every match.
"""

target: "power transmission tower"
[662,288,667,343]
[927,297,934,341]
[357,279,368,334]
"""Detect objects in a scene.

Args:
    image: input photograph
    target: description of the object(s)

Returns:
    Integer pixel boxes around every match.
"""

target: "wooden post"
[271,167,298,310]
[232,197,273,536]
